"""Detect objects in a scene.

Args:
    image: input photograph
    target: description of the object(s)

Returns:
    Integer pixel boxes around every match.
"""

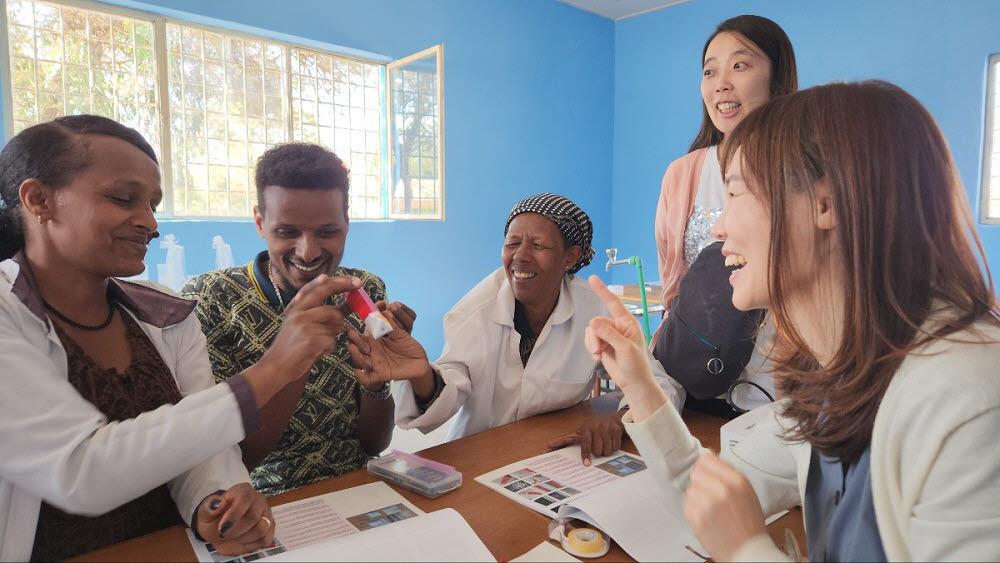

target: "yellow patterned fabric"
[181,258,385,495]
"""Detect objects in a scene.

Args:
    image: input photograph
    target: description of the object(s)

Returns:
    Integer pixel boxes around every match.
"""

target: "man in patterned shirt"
[182,143,402,495]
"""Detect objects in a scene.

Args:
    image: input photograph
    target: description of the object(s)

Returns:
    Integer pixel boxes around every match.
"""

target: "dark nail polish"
[209,498,221,511]
[219,522,232,538]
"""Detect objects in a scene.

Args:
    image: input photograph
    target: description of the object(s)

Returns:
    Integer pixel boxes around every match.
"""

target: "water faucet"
[605,248,631,271]
[603,247,652,344]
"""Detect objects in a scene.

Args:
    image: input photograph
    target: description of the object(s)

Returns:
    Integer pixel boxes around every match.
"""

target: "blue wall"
[3,0,615,357]
[612,0,1000,284]
[7,0,999,352]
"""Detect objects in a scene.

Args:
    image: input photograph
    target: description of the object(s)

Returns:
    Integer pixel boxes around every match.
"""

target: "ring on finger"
[260,515,272,529]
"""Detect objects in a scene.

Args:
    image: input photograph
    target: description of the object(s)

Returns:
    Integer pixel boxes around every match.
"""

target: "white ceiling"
[558,0,691,21]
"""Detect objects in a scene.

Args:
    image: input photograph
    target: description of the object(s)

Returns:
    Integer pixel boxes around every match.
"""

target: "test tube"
[346,287,393,339]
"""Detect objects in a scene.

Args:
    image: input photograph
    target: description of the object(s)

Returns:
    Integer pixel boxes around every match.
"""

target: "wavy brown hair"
[721,81,998,463]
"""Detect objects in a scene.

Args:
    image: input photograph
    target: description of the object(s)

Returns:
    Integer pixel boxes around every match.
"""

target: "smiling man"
[181,143,398,495]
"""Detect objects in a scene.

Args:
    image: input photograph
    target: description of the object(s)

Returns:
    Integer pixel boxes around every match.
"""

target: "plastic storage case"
[367,450,463,498]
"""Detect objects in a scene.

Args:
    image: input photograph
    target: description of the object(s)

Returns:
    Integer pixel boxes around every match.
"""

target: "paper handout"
[474,445,648,517]
[478,446,706,562]
[510,540,581,562]
[187,482,423,562]
[260,508,493,562]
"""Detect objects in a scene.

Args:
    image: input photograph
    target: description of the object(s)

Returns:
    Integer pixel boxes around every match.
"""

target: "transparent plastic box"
[367,450,463,498]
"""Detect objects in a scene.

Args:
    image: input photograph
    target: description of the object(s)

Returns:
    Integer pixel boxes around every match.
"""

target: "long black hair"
[688,15,798,152]
[0,115,157,260]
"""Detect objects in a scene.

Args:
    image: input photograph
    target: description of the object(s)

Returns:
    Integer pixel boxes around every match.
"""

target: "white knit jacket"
[625,319,1000,561]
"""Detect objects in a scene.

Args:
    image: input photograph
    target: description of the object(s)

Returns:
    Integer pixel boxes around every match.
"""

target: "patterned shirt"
[181,252,386,496]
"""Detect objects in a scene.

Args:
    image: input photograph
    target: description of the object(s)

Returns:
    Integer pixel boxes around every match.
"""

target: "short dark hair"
[689,14,798,152]
[0,114,158,260]
[254,143,350,215]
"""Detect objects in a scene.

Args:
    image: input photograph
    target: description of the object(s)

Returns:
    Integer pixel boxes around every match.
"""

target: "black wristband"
[416,369,445,413]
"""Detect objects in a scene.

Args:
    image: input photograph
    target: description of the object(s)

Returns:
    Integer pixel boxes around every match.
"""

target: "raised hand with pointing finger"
[584,275,670,422]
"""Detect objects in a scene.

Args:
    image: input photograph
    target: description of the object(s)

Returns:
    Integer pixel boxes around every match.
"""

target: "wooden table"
[73,395,804,562]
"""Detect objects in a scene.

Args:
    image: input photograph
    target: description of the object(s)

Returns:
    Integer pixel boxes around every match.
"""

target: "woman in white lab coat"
[0,115,353,560]
[349,194,683,462]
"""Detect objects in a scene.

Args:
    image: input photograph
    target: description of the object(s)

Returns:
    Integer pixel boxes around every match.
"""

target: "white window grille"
[388,45,443,219]
[166,23,287,216]
[290,48,384,220]
[3,0,160,154]
[2,0,444,220]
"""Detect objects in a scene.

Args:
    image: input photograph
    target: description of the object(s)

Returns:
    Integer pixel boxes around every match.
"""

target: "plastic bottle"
[212,235,235,269]
[157,234,187,291]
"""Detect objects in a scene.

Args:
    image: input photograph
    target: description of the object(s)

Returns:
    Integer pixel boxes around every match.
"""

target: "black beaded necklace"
[43,299,116,331]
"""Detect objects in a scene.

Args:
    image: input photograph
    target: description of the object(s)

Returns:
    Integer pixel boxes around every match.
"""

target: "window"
[291,48,385,219]
[979,54,1000,225]
[982,54,1000,224]
[3,1,160,153]
[388,46,443,219]
[165,24,287,216]
[1,0,444,219]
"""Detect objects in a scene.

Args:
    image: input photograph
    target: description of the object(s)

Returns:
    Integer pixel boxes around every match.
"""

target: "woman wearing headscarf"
[347,194,683,461]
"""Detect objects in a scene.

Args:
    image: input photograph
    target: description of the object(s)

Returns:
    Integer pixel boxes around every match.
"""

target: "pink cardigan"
[654,147,709,308]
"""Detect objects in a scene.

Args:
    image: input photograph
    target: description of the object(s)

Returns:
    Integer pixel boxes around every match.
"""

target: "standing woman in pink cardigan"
[653,15,798,413]
[656,15,797,309]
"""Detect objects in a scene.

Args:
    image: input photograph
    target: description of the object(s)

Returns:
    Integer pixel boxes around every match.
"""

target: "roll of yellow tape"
[562,527,610,558]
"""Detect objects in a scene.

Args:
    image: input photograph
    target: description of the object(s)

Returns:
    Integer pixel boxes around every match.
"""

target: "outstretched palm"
[347,326,430,387]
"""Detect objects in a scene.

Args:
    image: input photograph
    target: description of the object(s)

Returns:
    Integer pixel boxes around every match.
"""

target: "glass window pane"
[389,47,443,219]
[4,1,160,152]
[290,47,384,219]
[167,23,288,217]
[4,3,414,221]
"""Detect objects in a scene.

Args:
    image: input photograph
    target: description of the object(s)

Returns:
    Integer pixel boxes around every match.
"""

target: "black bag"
[652,241,765,401]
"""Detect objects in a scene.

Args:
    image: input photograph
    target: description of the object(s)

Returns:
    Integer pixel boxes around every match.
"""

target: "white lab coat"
[394,268,684,440]
[0,258,251,561]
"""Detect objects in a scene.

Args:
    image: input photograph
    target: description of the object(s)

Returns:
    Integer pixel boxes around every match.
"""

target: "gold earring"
[37,215,45,224]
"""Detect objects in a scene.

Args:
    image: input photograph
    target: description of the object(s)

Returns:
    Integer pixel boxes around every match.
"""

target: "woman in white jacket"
[584,81,1000,561]
[0,116,355,560]
[348,194,684,463]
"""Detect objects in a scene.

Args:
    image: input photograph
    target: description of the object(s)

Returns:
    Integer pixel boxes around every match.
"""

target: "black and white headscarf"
[504,193,595,274]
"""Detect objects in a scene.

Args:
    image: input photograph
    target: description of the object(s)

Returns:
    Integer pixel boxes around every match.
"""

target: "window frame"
[387,44,445,221]
[0,0,444,221]
[981,53,1000,225]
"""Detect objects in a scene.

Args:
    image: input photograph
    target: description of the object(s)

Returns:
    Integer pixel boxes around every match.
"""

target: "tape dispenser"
[547,518,610,558]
